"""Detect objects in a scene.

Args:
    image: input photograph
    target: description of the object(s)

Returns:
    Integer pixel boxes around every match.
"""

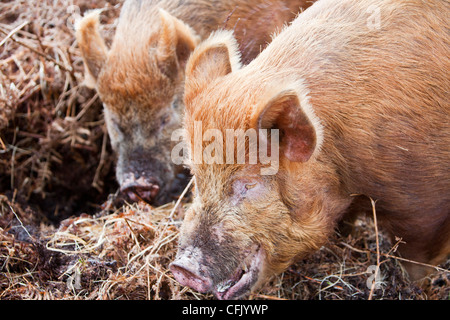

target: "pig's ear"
[75,10,108,89]
[185,30,241,98]
[157,9,200,73]
[254,88,323,162]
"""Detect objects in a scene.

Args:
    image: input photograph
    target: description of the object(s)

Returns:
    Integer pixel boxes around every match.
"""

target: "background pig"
[76,0,312,204]
[171,0,450,299]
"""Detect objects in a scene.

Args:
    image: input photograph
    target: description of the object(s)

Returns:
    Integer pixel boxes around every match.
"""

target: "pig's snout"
[120,175,160,202]
[169,249,212,293]
[171,242,265,299]
[123,185,160,202]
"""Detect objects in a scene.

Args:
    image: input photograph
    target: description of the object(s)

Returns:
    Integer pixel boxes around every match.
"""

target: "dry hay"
[0,0,122,223]
[2,192,449,300]
[0,0,448,300]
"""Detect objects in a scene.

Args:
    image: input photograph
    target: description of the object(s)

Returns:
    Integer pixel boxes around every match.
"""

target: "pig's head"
[170,32,351,299]
[76,9,199,203]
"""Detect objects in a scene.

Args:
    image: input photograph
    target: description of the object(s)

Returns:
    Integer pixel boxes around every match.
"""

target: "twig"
[340,242,450,274]
[75,93,99,121]
[368,197,380,300]
[92,126,108,192]
[250,294,287,300]
[0,21,29,47]
[9,204,33,241]
[386,236,405,256]
[168,176,194,221]
[0,27,73,73]
[0,135,6,150]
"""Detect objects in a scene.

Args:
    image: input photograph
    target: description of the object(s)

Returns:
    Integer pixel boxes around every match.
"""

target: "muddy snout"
[170,240,265,300]
[116,150,174,203]
[169,247,213,293]
[120,174,160,202]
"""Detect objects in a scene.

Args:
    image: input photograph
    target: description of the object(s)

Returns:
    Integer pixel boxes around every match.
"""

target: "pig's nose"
[121,184,160,202]
[170,257,212,293]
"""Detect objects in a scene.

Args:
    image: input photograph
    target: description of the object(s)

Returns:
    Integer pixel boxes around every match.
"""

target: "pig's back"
[114,0,310,64]
[255,0,449,213]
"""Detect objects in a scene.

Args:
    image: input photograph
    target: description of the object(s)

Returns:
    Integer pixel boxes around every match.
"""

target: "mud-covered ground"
[0,0,448,300]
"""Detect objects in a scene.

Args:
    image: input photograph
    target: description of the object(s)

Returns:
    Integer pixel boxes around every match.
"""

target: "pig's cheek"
[211,224,227,244]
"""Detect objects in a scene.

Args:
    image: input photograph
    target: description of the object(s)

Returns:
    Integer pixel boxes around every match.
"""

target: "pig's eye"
[107,117,123,133]
[161,114,170,126]
[107,118,124,137]
[233,180,259,196]
[231,180,261,204]
[171,96,181,110]
[244,183,257,191]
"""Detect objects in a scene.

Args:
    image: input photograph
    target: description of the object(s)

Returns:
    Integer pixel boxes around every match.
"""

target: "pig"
[170,0,450,299]
[76,0,312,204]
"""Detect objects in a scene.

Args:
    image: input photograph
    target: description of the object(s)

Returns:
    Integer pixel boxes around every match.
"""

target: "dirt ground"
[0,0,448,300]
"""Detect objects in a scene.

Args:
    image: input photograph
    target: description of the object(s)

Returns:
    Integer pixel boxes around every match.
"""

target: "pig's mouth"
[213,246,265,300]
[120,175,160,203]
